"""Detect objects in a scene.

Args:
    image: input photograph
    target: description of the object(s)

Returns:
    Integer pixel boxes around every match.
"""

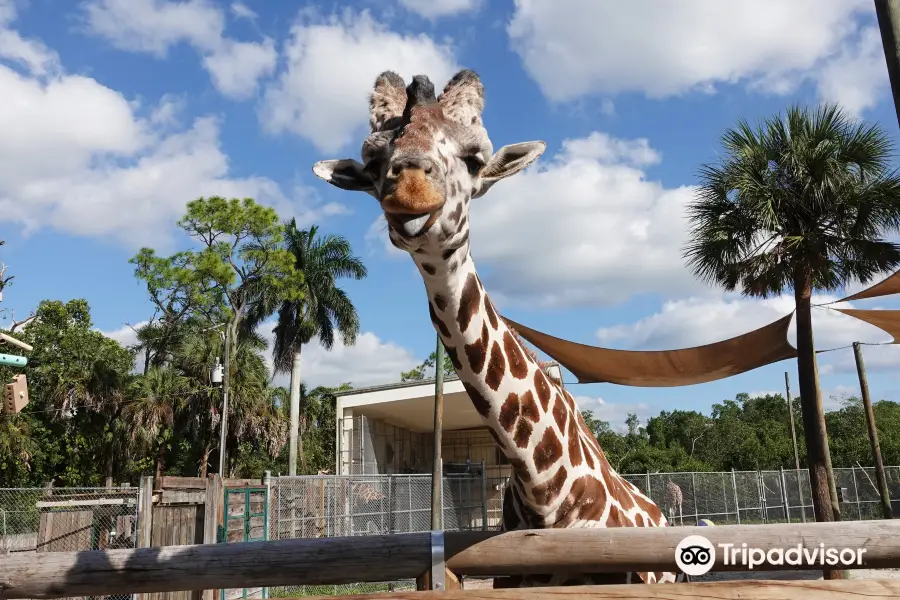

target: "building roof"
[333,360,560,397]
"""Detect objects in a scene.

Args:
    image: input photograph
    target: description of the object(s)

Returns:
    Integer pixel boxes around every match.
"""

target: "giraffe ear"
[312,159,377,196]
[473,141,546,198]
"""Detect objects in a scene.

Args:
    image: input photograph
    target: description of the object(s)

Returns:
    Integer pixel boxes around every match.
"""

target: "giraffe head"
[312,69,546,255]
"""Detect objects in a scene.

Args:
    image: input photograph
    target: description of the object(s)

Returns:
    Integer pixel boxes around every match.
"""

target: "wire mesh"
[0,485,140,600]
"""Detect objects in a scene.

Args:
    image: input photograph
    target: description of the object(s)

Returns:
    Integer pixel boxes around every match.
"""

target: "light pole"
[215,326,231,476]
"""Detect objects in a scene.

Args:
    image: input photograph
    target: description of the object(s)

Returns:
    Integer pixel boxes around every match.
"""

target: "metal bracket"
[430,530,446,590]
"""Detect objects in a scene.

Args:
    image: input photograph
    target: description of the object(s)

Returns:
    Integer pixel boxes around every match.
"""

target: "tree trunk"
[154,437,166,480]
[288,347,307,475]
[199,443,211,478]
[793,272,845,580]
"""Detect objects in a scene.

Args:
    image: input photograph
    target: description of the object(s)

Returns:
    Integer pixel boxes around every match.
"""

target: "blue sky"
[2,0,900,428]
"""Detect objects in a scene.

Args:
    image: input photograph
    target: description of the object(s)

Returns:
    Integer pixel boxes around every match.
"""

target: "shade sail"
[839,270,900,302]
[833,309,900,343]
[501,314,798,387]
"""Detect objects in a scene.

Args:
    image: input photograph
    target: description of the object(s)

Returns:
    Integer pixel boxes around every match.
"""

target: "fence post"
[202,474,221,600]
[137,476,153,548]
[780,467,790,522]
[645,471,651,497]
[851,466,862,520]
[481,460,487,532]
[757,470,767,523]
[731,469,741,524]
[690,472,698,523]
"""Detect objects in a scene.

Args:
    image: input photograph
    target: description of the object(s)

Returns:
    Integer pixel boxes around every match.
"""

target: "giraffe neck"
[414,248,660,525]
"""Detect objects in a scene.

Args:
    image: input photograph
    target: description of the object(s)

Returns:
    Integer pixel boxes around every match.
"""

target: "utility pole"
[784,372,805,522]
[852,342,893,519]
[217,326,231,477]
[288,352,302,476]
[430,333,445,531]
[875,0,900,128]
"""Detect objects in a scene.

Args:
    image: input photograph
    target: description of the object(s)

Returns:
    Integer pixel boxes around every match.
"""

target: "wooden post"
[785,371,806,523]
[852,342,893,519]
[203,474,221,600]
[137,476,153,548]
[875,0,900,129]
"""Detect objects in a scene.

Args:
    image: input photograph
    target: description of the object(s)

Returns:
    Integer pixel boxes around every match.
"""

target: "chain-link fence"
[268,473,488,597]
[0,484,142,600]
[2,466,898,598]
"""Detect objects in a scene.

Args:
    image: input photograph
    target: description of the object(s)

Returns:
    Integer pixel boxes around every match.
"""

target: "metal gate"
[219,486,269,600]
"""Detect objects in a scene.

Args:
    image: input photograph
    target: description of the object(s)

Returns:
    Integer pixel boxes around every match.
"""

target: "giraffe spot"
[513,417,533,448]
[484,297,499,329]
[441,247,455,260]
[448,202,463,223]
[572,475,608,521]
[485,341,506,390]
[498,392,519,433]
[441,220,455,239]
[508,457,531,483]
[428,302,451,338]
[532,427,563,472]
[633,493,664,522]
[458,215,468,232]
[614,479,636,512]
[581,441,596,469]
[448,261,458,273]
[511,482,543,527]
[519,390,540,423]
[567,415,583,468]
[534,369,551,410]
[433,294,448,312]
[456,273,481,332]
[532,465,567,506]
[422,262,436,275]
[502,331,529,380]
[450,181,460,196]
[463,381,491,417]
[606,503,627,527]
[652,573,665,584]
[635,513,645,527]
[551,394,567,431]
[464,322,489,373]
[445,344,462,371]
[562,389,577,411]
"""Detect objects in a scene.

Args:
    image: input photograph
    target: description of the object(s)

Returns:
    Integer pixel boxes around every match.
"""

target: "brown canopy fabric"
[839,270,900,302]
[502,314,798,387]
[833,309,900,343]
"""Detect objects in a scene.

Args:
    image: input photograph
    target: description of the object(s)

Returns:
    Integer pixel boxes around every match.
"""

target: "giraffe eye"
[461,155,484,176]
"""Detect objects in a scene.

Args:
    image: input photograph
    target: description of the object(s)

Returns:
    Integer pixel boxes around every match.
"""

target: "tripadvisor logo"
[675,535,868,576]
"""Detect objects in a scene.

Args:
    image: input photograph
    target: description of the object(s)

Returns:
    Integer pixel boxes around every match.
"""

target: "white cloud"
[507,0,885,112]
[398,0,482,19]
[255,320,421,388]
[814,25,888,115]
[230,2,256,21]
[0,17,342,248]
[259,9,459,153]
[81,0,276,99]
[98,320,148,373]
[466,131,705,308]
[594,293,900,375]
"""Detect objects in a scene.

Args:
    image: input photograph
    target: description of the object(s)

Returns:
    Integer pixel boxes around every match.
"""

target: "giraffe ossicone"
[312,69,683,587]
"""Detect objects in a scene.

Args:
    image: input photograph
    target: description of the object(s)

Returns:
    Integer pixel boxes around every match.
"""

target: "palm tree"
[127,366,192,479]
[248,220,366,474]
[683,103,900,531]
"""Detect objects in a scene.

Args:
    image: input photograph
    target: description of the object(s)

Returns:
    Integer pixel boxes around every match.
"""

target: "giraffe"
[311,69,682,587]
[664,479,684,525]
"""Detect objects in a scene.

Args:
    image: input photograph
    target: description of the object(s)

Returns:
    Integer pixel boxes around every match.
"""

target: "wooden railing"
[1,520,899,599]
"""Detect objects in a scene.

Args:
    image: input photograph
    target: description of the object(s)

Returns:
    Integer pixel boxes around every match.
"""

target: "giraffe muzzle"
[382,167,445,237]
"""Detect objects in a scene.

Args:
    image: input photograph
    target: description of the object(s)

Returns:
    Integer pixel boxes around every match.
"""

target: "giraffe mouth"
[385,211,441,238]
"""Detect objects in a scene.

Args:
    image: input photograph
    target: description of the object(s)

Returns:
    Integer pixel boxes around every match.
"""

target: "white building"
[333,362,565,477]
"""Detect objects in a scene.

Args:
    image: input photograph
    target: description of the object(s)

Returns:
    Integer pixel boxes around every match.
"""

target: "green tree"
[400,349,455,382]
[247,220,366,474]
[683,103,900,524]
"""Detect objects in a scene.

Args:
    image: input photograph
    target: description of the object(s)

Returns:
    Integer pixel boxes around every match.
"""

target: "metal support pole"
[731,468,741,525]
[431,334,445,531]
[852,342,893,519]
[785,371,806,523]
[218,326,231,476]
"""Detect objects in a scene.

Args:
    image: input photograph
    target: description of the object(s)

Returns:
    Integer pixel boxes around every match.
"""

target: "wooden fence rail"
[1,521,899,599]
